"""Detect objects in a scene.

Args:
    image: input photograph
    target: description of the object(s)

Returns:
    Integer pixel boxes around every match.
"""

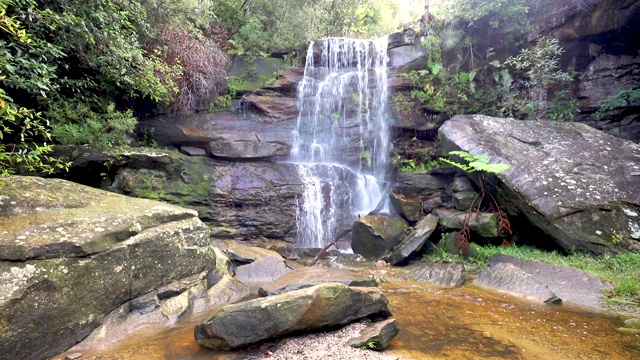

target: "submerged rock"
[194,283,391,350]
[0,176,216,360]
[402,262,466,288]
[258,267,377,296]
[439,115,640,254]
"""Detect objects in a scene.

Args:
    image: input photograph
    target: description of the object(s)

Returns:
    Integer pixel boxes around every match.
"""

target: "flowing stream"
[291,37,390,248]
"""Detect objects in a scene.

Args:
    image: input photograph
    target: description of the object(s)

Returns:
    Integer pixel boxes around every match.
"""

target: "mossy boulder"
[439,115,640,254]
[0,176,216,360]
[351,215,409,259]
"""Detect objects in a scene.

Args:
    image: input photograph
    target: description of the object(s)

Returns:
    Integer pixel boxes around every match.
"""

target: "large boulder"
[439,115,640,254]
[0,176,216,360]
[351,215,409,259]
[194,283,391,350]
[243,94,298,120]
[389,187,423,222]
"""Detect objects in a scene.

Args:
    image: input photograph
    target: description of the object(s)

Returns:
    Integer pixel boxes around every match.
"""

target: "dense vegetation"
[0,0,424,176]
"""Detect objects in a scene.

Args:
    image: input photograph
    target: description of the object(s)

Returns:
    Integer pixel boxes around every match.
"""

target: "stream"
[53,267,640,360]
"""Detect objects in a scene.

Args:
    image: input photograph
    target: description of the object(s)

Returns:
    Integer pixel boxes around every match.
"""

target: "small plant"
[439,151,511,256]
[596,89,640,119]
[360,340,379,350]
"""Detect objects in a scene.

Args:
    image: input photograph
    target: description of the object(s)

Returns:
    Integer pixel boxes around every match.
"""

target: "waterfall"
[291,36,390,248]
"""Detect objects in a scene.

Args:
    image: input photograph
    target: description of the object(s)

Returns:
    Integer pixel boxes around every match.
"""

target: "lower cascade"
[291,36,391,248]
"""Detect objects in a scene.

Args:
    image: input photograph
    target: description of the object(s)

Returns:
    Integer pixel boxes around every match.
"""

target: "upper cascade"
[290,36,391,248]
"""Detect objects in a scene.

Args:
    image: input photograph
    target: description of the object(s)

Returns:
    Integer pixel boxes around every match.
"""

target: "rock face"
[205,139,289,159]
[439,115,640,254]
[351,215,409,259]
[474,263,558,303]
[389,187,423,222]
[194,283,391,350]
[435,208,499,238]
[0,176,217,360]
[383,214,439,265]
[487,255,612,310]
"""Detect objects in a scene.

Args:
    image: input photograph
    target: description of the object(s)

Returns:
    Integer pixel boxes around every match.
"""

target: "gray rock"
[448,176,475,194]
[422,196,443,214]
[388,44,428,74]
[233,254,292,283]
[206,139,289,159]
[194,283,391,350]
[389,187,423,222]
[243,94,298,120]
[0,176,215,360]
[473,263,558,303]
[435,208,500,238]
[179,146,207,156]
[221,243,283,264]
[383,214,439,265]
[488,255,613,310]
[347,318,399,350]
[403,262,465,288]
[258,267,377,296]
[395,172,454,197]
[387,29,418,49]
[452,191,479,211]
[351,215,409,259]
[439,115,640,254]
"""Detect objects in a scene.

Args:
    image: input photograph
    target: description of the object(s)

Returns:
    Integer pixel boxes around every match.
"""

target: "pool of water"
[53,274,640,360]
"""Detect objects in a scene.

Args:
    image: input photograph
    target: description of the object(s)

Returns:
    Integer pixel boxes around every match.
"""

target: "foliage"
[212,76,244,110]
[0,0,69,176]
[504,36,574,119]
[439,151,511,256]
[47,102,137,147]
[595,89,640,119]
[547,90,579,122]
[360,340,379,350]
[439,151,509,174]
[397,156,442,172]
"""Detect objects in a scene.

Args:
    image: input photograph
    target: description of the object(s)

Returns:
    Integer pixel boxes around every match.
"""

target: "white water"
[291,37,390,248]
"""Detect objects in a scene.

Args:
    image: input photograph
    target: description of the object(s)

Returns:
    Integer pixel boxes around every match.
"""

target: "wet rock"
[351,215,409,259]
[233,254,292,283]
[243,94,298,120]
[402,262,465,288]
[389,188,423,222]
[160,291,191,322]
[383,214,439,265]
[205,139,289,159]
[452,191,479,211]
[258,267,377,296]
[65,352,82,360]
[473,263,558,303]
[262,67,304,96]
[347,318,399,350]
[435,208,500,238]
[138,111,295,149]
[488,255,612,310]
[439,115,640,254]
[194,283,391,350]
[0,176,215,360]
[616,327,640,335]
[179,146,207,156]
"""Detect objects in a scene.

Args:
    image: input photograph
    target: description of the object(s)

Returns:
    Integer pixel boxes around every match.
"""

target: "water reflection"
[54,279,639,360]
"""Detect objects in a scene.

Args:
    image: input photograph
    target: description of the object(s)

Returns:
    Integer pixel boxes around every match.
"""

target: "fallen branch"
[308,228,352,266]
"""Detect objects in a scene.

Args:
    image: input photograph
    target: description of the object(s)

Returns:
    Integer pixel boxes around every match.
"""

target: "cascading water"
[291,36,390,248]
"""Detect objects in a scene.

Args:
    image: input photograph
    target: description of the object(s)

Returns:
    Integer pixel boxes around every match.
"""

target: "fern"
[440,151,509,174]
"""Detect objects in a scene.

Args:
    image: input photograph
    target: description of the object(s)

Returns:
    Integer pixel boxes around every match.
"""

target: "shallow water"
[54,277,640,360]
